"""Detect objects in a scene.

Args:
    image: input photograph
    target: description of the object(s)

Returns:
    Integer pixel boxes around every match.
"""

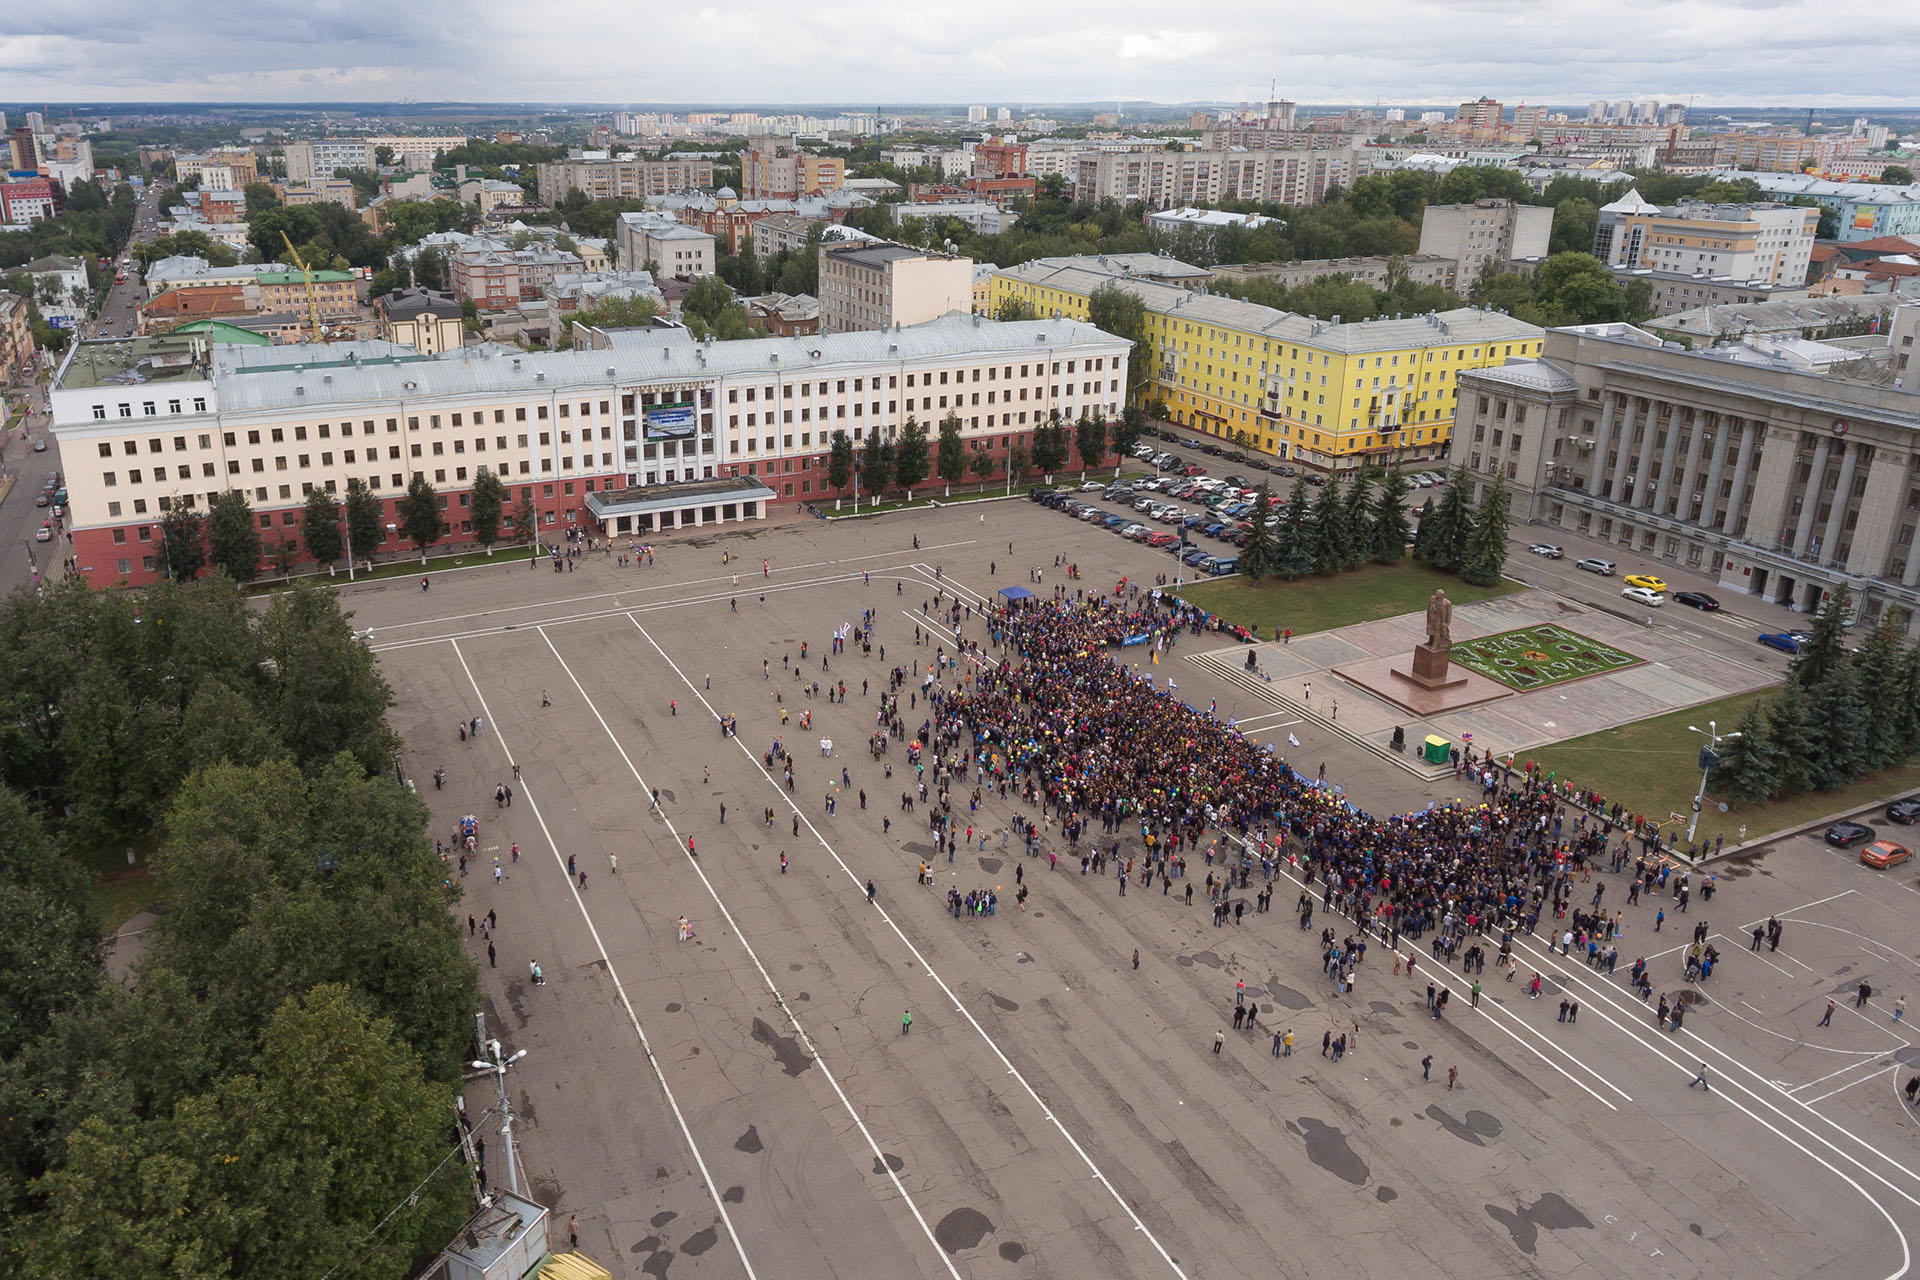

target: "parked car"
[32,438,46,452]
[1757,632,1803,654]
[1575,557,1616,575]
[1624,574,1669,593]
[1079,480,1105,491]
[34,493,48,507]
[1673,591,1721,611]
[1102,514,1129,529]
[1146,531,1178,548]
[1887,797,1920,825]
[34,524,52,542]
[1224,474,1250,487]
[1182,547,1211,566]
[1528,543,1563,558]
[1861,840,1914,869]
[1622,586,1665,607]
[1825,820,1876,848]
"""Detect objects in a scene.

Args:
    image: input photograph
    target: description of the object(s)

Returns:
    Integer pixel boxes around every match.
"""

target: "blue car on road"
[1757,632,1804,654]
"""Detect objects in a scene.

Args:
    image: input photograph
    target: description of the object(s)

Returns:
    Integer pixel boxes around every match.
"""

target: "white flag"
[1288,733,1301,747]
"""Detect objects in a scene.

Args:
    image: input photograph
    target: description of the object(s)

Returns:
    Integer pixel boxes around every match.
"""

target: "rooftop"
[823,242,937,270]
[1646,293,1900,338]
[58,335,211,390]
[1462,358,1580,393]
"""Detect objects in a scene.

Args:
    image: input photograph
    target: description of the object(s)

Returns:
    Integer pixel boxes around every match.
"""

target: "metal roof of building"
[1462,358,1580,393]
[206,312,1125,415]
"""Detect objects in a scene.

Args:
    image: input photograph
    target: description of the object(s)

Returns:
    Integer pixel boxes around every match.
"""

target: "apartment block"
[1071,148,1362,209]
[533,154,716,204]
[818,241,975,334]
[971,139,1028,179]
[376,287,466,356]
[1211,254,1459,292]
[1,177,57,226]
[1458,317,1920,634]
[1417,200,1554,287]
[991,255,1543,473]
[742,142,845,199]
[450,247,587,312]
[257,270,361,321]
[615,213,715,279]
[1593,190,1818,286]
[0,293,35,383]
[50,314,1128,586]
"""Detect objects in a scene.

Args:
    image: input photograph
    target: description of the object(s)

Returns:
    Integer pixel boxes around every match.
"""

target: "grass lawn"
[1524,690,1920,849]
[250,542,539,593]
[1177,561,1524,640]
[78,840,161,934]
[1449,624,1642,692]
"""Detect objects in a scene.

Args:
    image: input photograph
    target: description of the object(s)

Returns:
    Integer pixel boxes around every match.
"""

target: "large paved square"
[1447,622,1643,692]
[328,496,1920,1280]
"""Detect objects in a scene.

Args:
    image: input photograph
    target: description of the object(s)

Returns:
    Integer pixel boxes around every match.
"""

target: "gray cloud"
[2,0,1915,105]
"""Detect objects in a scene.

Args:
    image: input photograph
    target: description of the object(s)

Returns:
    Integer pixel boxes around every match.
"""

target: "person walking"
[1422,1053,1433,1082]
[901,1009,912,1035]
[1689,1063,1710,1091]
[1447,1064,1458,1091]
[1819,998,1836,1028]
[487,941,496,968]
[1213,1029,1225,1054]
[568,1215,579,1250]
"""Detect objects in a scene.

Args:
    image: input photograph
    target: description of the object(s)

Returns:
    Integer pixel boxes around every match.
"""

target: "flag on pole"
[1288,732,1301,747]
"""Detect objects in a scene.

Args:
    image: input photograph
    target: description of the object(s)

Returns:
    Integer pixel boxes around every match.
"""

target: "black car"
[1673,591,1721,611]
[1887,798,1920,825]
[1825,821,1876,848]
[1201,443,1223,456]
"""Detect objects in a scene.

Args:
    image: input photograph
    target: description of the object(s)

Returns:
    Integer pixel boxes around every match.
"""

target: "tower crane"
[278,230,326,343]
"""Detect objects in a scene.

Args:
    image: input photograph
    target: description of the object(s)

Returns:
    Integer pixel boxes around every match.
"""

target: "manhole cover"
[1674,988,1710,1008]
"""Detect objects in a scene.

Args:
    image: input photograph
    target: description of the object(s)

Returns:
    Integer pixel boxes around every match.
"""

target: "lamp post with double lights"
[1686,720,1740,845]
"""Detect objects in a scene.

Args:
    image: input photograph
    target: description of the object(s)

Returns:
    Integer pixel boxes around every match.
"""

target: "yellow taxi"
[1623,574,1668,593]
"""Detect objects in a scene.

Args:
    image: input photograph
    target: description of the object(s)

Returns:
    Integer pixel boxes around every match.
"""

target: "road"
[0,182,167,595]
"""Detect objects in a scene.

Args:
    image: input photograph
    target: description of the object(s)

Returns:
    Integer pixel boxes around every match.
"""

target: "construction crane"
[278,229,326,343]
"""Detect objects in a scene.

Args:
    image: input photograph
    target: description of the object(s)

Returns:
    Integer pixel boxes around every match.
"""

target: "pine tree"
[1459,473,1511,586]
[1791,584,1853,689]
[1310,477,1348,576]
[1765,680,1819,796]
[1239,482,1275,580]
[1341,475,1373,571]
[1277,477,1314,578]
[1805,660,1872,790]
[1410,496,1437,562]
[1425,467,1476,572]
[1712,699,1780,804]
[1853,615,1910,770]
[1370,469,1411,563]
[1894,635,1920,763]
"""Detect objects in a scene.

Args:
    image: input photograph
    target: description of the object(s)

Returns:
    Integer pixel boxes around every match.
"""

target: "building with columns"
[1458,316,1920,633]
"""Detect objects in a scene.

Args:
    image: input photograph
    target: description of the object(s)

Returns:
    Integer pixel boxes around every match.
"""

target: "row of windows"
[90,396,209,420]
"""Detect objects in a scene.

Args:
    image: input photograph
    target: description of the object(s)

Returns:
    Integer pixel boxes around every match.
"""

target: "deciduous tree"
[398,475,443,562]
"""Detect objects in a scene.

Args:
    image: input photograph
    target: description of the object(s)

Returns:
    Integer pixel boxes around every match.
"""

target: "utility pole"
[469,1039,528,1197]
[1686,720,1740,845]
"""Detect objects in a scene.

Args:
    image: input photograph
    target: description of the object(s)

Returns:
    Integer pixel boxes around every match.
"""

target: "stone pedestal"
[1398,641,1467,692]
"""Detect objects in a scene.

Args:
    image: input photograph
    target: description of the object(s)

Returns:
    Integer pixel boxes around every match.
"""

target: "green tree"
[205,489,263,584]
[1086,283,1152,402]
[1369,468,1411,563]
[681,275,756,341]
[1074,414,1107,470]
[567,293,659,341]
[1309,477,1349,575]
[994,295,1036,321]
[242,181,280,219]
[859,428,893,497]
[1548,197,1598,256]
[398,474,443,562]
[510,492,537,546]
[826,430,854,496]
[969,448,996,482]
[1340,474,1373,571]
[1881,165,1913,185]
[1459,473,1511,586]
[470,470,505,554]
[343,477,384,566]
[1712,699,1780,804]
[1110,405,1147,458]
[1239,482,1275,580]
[1007,442,1030,483]
[1030,414,1068,473]
[1806,660,1872,790]
[936,413,967,489]
[0,787,101,1062]
[1852,615,1911,770]
[300,489,343,571]
[373,144,397,167]
[893,417,930,492]
[1765,680,1819,796]
[1275,477,1315,578]
[1530,252,1629,325]
[158,505,207,582]
[255,593,402,778]
[1421,467,1476,573]
[1790,585,1853,689]
[1410,495,1438,561]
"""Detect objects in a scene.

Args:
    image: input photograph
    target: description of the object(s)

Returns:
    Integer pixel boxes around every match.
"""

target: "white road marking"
[447,640,761,1280]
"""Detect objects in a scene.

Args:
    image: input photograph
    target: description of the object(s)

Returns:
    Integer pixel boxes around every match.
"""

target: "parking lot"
[335,497,1920,1278]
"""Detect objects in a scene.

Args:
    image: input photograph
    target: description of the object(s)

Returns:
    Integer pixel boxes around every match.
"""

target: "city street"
[333,499,1920,1278]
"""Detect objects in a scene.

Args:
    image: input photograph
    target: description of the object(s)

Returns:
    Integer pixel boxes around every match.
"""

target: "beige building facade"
[1459,321,1920,632]
[818,242,975,334]
[1417,200,1554,287]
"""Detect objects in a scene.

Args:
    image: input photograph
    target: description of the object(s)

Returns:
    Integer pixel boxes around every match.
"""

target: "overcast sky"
[3,0,1916,108]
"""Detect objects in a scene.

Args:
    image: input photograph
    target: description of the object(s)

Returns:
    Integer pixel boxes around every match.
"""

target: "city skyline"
[3,0,1918,108]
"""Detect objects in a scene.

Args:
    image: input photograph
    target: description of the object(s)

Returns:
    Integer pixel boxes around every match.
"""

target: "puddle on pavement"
[989,993,1020,1012]
[1486,1193,1592,1254]
[935,1207,994,1253]
[751,1017,813,1076]
[1296,1117,1369,1186]
[734,1126,762,1154]
[1427,1105,1503,1146]
[872,1153,906,1174]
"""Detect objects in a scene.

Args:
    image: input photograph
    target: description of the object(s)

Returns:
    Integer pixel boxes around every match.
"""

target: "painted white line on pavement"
[448,640,760,1280]
[630,616,1193,1280]
[1810,1065,1903,1107]
[534,626,964,1280]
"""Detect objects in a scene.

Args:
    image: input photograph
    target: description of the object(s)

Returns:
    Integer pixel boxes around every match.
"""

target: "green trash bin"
[1423,734,1451,765]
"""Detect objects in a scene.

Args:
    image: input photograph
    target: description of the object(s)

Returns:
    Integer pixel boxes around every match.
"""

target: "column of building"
[1816,440,1862,565]
[1648,402,1684,513]
[1608,397,1640,501]
[1587,394,1621,494]
[1700,415,1736,530]
[1790,436,1833,556]
[1630,397,1664,508]
[1718,419,1761,534]
[1845,446,1910,577]
[1675,410,1711,523]
[1745,428,1802,549]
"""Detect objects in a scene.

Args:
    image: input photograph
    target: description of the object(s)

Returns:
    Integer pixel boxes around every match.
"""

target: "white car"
[1622,586,1665,607]
[1078,480,1104,491]
[1528,543,1564,558]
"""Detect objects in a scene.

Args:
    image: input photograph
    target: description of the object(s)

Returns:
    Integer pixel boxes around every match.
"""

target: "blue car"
[1102,513,1128,529]
[1757,632,1802,654]
[1182,547,1210,566]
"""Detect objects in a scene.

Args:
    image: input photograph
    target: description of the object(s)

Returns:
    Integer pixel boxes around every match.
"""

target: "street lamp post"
[1685,720,1741,846]
[470,1041,528,1197]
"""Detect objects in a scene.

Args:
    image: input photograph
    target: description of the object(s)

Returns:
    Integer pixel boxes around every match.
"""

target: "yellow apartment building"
[991,258,1544,473]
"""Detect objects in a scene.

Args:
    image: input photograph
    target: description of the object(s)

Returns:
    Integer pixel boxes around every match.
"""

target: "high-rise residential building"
[534,154,716,204]
[968,106,988,124]
[1457,314,1920,632]
[1588,100,1611,123]
[741,141,845,199]
[1592,190,1819,286]
[1661,103,1688,126]
[1418,199,1555,286]
[818,240,975,334]
[971,138,1028,180]
[50,315,1128,585]
[1456,97,1503,130]
[1512,105,1549,137]
[615,213,715,280]
[990,255,1542,473]
[996,107,1012,122]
